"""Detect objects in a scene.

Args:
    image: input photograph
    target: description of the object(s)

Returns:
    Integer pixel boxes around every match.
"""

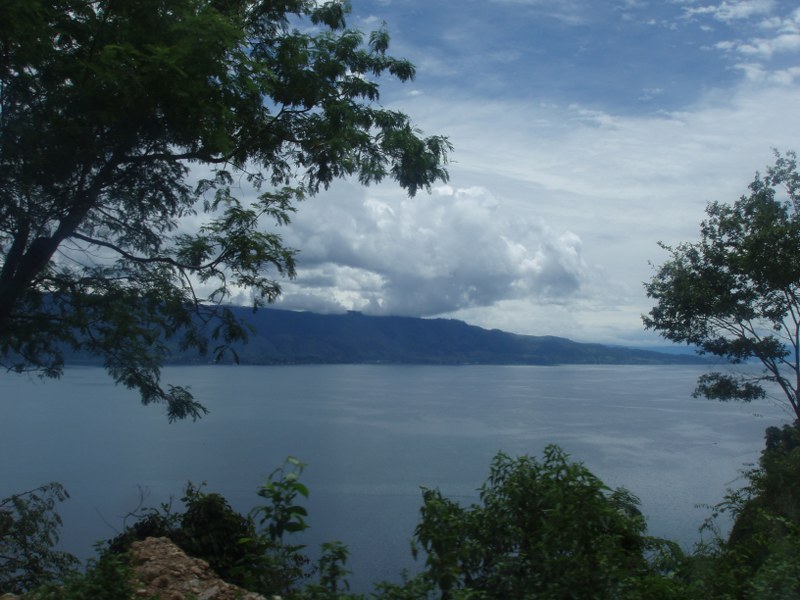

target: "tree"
[685,422,800,599]
[408,448,683,599]
[644,150,800,422]
[0,0,451,420]
[0,483,79,594]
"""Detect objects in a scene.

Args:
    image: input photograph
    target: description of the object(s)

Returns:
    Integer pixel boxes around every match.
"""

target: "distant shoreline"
[63,308,707,367]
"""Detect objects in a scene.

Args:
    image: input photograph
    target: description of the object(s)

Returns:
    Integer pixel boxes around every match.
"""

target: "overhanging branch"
[68,231,221,272]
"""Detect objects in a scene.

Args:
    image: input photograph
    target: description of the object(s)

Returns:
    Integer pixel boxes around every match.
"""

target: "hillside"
[171,308,704,366]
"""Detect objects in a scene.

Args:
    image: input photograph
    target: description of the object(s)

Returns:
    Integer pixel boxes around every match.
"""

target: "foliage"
[176,484,260,584]
[252,455,310,543]
[235,457,315,596]
[0,0,451,420]
[644,150,800,421]
[301,541,360,600]
[0,482,79,594]
[104,457,322,598]
[26,549,133,600]
[104,496,180,556]
[685,422,800,599]
[16,446,800,599]
[408,447,685,600]
[371,576,439,600]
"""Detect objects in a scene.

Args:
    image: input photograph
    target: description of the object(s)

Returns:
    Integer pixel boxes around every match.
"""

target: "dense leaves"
[406,447,683,599]
[644,150,800,421]
[686,422,800,599]
[0,0,450,419]
[0,483,79,594]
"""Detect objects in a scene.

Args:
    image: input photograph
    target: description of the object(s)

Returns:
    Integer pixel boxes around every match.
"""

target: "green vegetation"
[406,447,684,599]
[3,431,798,599]
[685,421,800,599]
[2,1,798,594]
[645,150,800,422]
[25,552,133,600]
[0,0,450,420]
[100,457,316,597]
[0,483,79,594]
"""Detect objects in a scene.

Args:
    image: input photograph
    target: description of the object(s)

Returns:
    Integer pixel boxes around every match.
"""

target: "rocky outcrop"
[129,537,276,600]
[1,537,281,600]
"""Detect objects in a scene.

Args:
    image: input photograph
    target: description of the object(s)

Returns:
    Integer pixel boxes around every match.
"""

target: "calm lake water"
[0,364,791,591]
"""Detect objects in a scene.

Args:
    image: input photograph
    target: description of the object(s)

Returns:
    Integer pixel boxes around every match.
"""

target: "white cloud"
[715,40,737,50]
[735,61,800,82]
[359,15,382,26]
[736,32,800,56]
[695,2,800,62]
[277,184,592,318]
[684,0,776,23]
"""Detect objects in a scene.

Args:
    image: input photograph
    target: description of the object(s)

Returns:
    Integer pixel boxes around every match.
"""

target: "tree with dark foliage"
[0,0,450,420]
[645,151,800,422]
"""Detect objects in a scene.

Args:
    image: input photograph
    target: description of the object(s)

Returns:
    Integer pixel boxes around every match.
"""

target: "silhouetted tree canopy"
[645,151,800,422]
[0,0,450,419]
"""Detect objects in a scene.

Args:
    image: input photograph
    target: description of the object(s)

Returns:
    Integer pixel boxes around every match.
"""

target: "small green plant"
[252,456,311,543]
[236,457,314,597]
[105,493,180,555]
[301,541,362,599]
[317,541,352,595]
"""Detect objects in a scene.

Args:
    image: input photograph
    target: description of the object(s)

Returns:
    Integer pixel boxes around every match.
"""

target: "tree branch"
[68,231,218,273]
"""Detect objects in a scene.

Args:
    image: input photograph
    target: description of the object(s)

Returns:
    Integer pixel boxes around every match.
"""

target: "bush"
[27,550,132,600]
[175,484,257,583]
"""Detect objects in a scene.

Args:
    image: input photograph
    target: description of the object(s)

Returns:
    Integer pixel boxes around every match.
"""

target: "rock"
[129,537,273,600]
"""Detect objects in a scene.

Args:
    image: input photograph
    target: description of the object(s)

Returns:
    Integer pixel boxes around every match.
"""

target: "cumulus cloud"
[277,184,590,317]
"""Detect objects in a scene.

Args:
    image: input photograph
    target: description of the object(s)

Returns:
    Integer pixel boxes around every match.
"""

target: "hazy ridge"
[168,308,705,366]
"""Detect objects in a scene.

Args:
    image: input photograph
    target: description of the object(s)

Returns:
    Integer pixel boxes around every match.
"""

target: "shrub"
[27,550,132,600]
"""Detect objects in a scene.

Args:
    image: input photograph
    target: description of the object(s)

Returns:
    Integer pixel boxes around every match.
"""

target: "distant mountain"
[170,308,705,366]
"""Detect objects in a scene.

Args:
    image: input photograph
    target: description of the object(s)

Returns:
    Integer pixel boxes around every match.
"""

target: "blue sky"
[264,0,800,346]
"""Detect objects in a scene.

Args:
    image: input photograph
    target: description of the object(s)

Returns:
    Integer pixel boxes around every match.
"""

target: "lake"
[0,364,791,592]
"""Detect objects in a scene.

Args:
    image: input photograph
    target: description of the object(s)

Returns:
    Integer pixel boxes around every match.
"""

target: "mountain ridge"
[174,307,705,366]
